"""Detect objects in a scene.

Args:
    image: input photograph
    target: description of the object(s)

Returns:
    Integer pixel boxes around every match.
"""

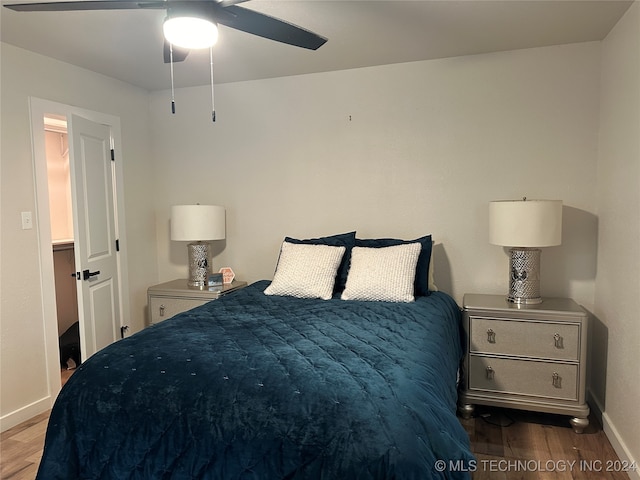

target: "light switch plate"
[21,211,33,230]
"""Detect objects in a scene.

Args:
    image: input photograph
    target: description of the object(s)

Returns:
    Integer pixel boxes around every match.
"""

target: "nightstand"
[147,279,247,325]
[459,293,589,433]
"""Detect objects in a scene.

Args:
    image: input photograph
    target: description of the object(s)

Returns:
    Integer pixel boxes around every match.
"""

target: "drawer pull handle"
[159,304,165,317]
[552,372,562,388]
[487,329,496,343]
[554,333,563,348]
[486,366,495,380]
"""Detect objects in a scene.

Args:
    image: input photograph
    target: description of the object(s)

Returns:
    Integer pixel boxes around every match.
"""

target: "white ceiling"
[1,0,634,91]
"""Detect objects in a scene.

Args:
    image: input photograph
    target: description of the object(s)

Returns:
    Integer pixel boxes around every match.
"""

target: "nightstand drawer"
[149,297,209,324]
[468,355,578,401]
[469,316,579,361]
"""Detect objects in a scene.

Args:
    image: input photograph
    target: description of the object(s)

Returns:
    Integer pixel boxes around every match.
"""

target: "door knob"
[82,269,100,281]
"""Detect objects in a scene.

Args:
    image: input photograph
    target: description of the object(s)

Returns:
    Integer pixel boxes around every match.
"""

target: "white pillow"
[341,243,421,302]
[264,241,346,300]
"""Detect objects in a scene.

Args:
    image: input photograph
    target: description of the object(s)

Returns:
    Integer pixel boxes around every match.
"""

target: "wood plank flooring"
[0,410,49,480]
[1,399,631,479]
[460,405,632,480]
[0,369,74,480]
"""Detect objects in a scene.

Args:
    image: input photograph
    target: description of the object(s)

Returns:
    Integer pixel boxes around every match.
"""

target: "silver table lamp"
[171,205,225,288]
[489,198,562,304]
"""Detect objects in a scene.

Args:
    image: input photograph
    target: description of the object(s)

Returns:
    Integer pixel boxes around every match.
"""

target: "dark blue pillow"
[354,235,432,296]
[285,231,356,293]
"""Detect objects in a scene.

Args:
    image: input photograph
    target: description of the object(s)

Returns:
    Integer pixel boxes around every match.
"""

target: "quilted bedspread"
[37,281,474,479]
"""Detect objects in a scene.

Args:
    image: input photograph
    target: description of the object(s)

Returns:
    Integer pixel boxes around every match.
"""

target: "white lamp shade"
[489,199,562,247]
[171,205,225,241]
[163,16,219,49]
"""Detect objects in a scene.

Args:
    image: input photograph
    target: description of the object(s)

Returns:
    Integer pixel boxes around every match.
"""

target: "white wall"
[149,42,601,309]
[595,1,640,474]
[0,43,157,429]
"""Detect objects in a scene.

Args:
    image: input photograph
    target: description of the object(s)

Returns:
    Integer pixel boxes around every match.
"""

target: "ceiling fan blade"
[215,4,327,50]
[3,0,166,11]
[163,40,190,63]
[2,0,247,13]
[4,0,328,51]
[217,0,249,7]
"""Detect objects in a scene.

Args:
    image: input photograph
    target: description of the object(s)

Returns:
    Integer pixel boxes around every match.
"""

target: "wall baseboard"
[0,396,51,433]
[588,390,638,480]
[602,412,639,480]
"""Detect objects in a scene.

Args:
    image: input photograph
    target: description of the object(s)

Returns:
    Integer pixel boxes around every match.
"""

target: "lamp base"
[507,248,542,304]
[187,242,211,288]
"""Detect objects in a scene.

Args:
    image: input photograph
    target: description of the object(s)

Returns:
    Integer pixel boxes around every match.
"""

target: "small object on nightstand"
[218,267,235,284]
[208,273,223,291]
[458,293,589,433]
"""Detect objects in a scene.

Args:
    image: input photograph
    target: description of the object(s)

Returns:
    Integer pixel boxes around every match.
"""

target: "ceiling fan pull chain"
[170,42,176,114]
[210,46,216,123]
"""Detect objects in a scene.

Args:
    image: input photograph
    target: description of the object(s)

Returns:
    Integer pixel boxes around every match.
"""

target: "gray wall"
[150,42,600,308]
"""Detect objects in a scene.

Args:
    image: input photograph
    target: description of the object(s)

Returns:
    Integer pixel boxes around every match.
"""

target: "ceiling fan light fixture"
[163,15,218,49]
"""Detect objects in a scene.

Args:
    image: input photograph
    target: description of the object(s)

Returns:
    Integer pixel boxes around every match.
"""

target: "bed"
[37,233,475,479]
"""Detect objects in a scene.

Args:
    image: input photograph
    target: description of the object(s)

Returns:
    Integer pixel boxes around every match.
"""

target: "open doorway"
[44,116,81,386]
[30,97,131,405]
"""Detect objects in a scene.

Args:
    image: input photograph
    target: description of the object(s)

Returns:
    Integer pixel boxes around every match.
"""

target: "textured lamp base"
[508,248,542,304]
[187,242,210,288]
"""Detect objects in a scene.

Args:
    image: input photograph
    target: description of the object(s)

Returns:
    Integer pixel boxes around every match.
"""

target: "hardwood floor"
[1,402,631,479]
[0,410,49,480]
[0,369,74,480]
[460,405,632,480]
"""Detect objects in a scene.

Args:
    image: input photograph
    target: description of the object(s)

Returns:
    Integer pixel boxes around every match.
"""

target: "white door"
[68,114,121,360]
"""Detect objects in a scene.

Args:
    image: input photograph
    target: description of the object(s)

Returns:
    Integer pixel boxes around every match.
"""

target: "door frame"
[29,97,130,403]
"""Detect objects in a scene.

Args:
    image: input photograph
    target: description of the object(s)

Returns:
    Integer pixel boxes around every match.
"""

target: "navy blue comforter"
[37,281,474,479]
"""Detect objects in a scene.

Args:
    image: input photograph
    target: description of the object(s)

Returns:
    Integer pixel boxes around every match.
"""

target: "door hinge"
[120,325,129,338]
[115,239,120,251]
[111,149,115,161]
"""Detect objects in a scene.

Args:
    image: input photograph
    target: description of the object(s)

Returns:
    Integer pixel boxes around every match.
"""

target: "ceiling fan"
[4,0,327,120]
[3,0,328,62]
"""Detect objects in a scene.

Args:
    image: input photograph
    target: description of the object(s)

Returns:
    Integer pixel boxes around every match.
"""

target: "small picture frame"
[208,273,224,287]
[218,267,235,284]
